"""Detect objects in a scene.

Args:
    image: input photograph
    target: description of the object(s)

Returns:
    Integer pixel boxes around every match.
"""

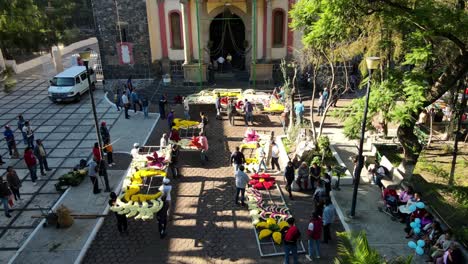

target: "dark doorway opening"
[209,11,245,71]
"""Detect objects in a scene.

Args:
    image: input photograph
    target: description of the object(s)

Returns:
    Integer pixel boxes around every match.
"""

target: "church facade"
[91,0,302,81]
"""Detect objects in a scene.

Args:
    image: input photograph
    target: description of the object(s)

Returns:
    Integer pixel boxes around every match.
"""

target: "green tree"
[290,0,468,175]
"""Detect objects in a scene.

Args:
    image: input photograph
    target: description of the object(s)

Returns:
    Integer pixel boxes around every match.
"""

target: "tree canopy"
[290,0,468,174]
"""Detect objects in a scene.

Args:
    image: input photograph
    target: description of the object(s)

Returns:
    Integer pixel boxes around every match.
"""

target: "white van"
[48,66,96,103]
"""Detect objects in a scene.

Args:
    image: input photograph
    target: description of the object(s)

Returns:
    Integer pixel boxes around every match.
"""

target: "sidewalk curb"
[330,192,351,233]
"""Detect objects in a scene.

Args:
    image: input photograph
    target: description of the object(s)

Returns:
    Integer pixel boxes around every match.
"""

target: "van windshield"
[51,77,75,86]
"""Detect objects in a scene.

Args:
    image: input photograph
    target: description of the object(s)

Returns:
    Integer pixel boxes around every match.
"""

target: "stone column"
[181,0,192,64]
[51,46,64,73]
[265,0,272,61]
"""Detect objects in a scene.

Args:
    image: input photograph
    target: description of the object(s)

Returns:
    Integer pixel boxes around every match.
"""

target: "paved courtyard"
[0,78,120,262]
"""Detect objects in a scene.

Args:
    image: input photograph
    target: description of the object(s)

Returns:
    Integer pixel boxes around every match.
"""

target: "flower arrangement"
[172,118,200,130]
[146,152,166,168]
[244,129,260,143]
[256,218,289,244]
[246,187,292,226]
[249,173,276,190]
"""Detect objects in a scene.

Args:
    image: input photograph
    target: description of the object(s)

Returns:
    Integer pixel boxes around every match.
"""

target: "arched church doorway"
[209,10,246,71]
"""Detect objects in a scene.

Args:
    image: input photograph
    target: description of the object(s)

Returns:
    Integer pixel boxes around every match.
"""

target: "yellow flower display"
[245,158,258,164]
[240,143,257,149]
[264,102,285,113]
[172,118,200,130]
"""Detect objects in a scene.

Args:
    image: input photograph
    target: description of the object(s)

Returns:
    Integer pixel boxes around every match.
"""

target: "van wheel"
[74,93,81,102]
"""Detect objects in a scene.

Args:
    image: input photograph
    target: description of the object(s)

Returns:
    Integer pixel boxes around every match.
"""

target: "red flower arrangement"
[189,136,202,149]
[249,173,276,190]
[146,152,166,167]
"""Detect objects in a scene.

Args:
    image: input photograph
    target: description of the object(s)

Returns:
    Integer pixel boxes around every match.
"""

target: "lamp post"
[350,56,380,217]
[79,50,111,192]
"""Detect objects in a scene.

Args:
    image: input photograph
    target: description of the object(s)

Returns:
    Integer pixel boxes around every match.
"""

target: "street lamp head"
[366,57,380,70]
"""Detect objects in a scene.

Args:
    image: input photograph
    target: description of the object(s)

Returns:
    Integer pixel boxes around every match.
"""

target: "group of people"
[382,186,464,263]
[115,77,150,119]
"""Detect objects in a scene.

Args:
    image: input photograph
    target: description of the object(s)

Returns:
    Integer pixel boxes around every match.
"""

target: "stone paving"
[83,103,343,263]
[0,78,119,262]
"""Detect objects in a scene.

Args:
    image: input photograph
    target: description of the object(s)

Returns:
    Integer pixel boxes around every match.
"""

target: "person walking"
[156,195,169,239]
[34,139,51,176]
[317,92,324,116]
[131,89,142,113]
[215,93,222,120]
[88,158,100,194]
[17,115,27,144]
[230,146,245,172]
[243,99,254,126]
[198,132,209,164]
[114,89,122,111]
[141,96,149,119]
[0,177,12,218]
[109,192,127,234]
[23,147,38,185]
[167,110,175,130]
[104,143,115,167]
[183,96,190,120]
[322,198,336,243]
[100,122,110,145]
[234,165,249,206]
[271,141,280,171]
[23,121,35,148]
[227,99,236,126]
[306,212,323,261]
[280,108,289,133]
[319,88,329,116]
[283,217,301,264]
[294,99,305,125]
[199,112,208,135]
[121,91,130,119]
[256,143,267,173]
[284,161,295,199]
[158,178,172,219]
[4,125,19,158]
[159,94,167,119]
[6,166,21,201]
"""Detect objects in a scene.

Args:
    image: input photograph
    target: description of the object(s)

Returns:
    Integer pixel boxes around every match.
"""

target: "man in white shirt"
[160,133,168,150]
[256,143,267,173]
[183,97,190,120]
[270,141,280,171]
[130,143,140,159]
[159,177,172,217]
[121,91,130,119]
[235,165,250,206]
[217,56,225,72]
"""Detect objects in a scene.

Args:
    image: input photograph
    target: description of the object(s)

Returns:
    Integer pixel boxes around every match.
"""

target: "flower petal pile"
[249,173,276,190]
[172,118,200,130]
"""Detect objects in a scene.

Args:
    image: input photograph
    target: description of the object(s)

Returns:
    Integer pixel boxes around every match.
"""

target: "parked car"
[48,66,96,103]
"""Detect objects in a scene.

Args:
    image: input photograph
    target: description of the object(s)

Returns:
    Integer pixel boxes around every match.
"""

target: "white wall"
[271,0,288,59]
[146,0,162,61]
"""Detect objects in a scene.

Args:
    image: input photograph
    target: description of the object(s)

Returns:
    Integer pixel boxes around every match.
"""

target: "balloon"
[415,222,421,228]
[416,202,425,209]
[408,241,417,249]
[417,240,425,247]
[414,227,421,234]
[409,205,417,212]
[410,222,416,228]
[414,218,421,224]
[415,246,424,255]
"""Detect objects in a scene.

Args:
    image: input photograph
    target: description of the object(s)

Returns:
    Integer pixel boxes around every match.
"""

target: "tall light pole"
[350,56,380,217]
[79,50,111,192]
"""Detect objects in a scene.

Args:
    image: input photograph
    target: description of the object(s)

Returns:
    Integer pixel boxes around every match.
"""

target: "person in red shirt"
[283,217,301,264]
[198,132,209,164]
[306,212,323,260]
[23,147,38,185]
[92,142,102,162]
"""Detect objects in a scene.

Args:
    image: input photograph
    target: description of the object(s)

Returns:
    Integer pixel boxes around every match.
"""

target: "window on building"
[273,10,285,47]
[169,12,183,49]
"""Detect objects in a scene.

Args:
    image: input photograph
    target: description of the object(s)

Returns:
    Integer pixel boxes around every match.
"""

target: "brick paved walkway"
[83,103,342,263]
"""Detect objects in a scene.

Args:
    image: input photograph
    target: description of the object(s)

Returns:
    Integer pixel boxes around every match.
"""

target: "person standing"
[34,139,51,176]
[227,100,236,126]
[230,146,246,172]
[294,99,305,125]
[17,115,27,144]
[131,89,142,113]
[198,132,209,164]
[100,122,110,145]
[270,141,280,171]
[320,88,329,115]
[158,178,172,219]
[234,165,249,206]
[24,147,38,185]
[323,165,332,196]
[317,92,324,116]
[0,177,12,218]
[199,112,208,135]
[280,108,289,133]
[141,96,149,119]
[297,162,309,191]
[126,75,133,90]
[121,91,130,119]
[217,56,225,72]
[306,212,323,261]
[160,133,168,150]
[167,110,175,130]
[156,195,169,239]
[284,161,295,199]
[109,192,127,234]
[256,143,267,173]
[283,217,301,264]
[322,198,336,243]
[105,143,115,167]
[4,125,19,158]
[131,143,140,159]
[183,96,190,120]
[6,167,21,201]
[0,155,4,165]
[23,121,35,148]
[114,88,122,111]
[92,142,102,163]
[215,94,222,120]
[243,99,254,126]
[88,158,100,194]
[309,162,321,190]
[159,94,167,119]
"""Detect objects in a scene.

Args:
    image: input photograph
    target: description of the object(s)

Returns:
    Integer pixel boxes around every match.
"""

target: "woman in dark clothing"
[108,192,128,234]
[309,162,321,191]
[284,161,295,199]
[157,196,169,239]
[6,166,21,200]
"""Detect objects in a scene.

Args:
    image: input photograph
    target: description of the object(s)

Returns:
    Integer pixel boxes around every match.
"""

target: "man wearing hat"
[131,143,140,159]
[159,177,172,218]
[3,125,19,159]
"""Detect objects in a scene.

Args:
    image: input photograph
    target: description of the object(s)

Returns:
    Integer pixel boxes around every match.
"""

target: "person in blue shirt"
[3,125,18,158]
[322,198,336,243]
[294,100,305,125]
[131,89,142,113]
